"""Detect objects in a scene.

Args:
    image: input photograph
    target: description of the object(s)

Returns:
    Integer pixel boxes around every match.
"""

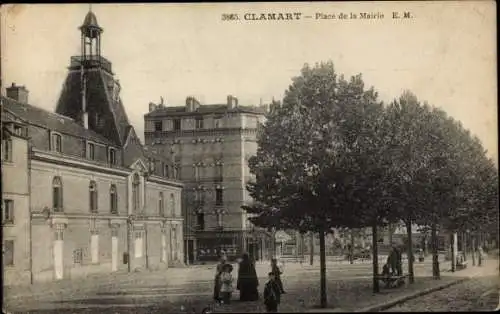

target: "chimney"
[6,83,29,103]
[186,96,200,112]
[227,95,238,109]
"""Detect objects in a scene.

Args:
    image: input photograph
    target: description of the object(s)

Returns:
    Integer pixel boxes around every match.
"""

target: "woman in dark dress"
[236,253,259,301]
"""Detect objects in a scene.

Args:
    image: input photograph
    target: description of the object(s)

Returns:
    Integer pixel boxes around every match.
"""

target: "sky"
[2,2,497,163]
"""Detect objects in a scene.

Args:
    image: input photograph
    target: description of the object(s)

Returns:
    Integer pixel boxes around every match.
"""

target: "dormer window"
[13,125,23,136]
[87,142,95,160]
[51,132,62,153]
[108,148,117,165]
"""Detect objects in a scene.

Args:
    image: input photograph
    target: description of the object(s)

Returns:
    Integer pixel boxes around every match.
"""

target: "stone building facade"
[1,11,184,285]
[144,96,275,263]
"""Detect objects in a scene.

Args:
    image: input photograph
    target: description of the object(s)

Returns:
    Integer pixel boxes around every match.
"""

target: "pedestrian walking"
[270,258,285,294]
[263,272,282,313]
[236,252,259,301]
[219,263,234,304]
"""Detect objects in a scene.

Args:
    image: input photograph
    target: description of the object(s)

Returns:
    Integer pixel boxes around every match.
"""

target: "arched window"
[170,193,176,217]
[52,176,63,212]
[89,181,98,213]
[159,192,164,217]
[110,184,117,214]
[132,173,140,213]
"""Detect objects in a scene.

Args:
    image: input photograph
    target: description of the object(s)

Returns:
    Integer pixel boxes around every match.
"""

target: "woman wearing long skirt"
[213,255,228,302]
[236,253,259,301]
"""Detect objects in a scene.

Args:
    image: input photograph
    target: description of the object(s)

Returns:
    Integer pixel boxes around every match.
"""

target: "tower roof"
[80,11,103,37]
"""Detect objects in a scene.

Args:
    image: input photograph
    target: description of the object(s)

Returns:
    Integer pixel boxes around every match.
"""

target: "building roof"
[2,96,114,145]
[80,11,102,33]
[144,104,268,118]
[55,69,130,146]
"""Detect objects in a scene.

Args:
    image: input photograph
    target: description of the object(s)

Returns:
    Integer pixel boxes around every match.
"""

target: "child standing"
[219,263,234,304]
[271,258,285,294]
[264,272,282,313]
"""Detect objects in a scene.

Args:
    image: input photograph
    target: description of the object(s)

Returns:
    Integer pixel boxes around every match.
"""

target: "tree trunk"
[450,232,455,272]
[310,232,314,266]
[350,229,355,264]
[471,234,476,266]
[388,223,393,246]
[372,222,380,293]
[463,232,467,262]
[319,229,327,308]
[431,223,440,279]
[406,220,414,284]
[478,232,483,267]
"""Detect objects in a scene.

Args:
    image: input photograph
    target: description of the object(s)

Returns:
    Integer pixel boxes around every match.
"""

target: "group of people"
[212,253,286,312]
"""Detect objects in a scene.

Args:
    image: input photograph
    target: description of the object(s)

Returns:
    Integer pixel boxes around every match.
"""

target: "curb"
[356,277,469,312]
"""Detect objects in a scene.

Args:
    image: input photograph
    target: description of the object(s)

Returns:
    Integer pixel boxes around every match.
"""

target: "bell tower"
[56,8,130,146]
[79,8,103,63]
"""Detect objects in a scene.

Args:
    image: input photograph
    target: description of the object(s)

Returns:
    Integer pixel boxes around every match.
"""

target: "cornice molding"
[31,148,131,176]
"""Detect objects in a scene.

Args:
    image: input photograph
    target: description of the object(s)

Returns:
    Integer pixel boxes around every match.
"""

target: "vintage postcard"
[1,2,498,313]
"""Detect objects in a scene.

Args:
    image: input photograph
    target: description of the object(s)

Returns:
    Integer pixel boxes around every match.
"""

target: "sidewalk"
[314,258,498,313]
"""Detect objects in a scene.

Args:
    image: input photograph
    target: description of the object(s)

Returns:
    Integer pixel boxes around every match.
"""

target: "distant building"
[144,95,277,263]
[1,10,184,285]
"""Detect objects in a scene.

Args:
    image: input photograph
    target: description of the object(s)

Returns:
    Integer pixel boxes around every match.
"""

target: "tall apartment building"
[144,96,275,263]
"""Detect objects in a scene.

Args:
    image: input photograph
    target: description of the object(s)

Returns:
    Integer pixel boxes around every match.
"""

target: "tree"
[244,61,389,306]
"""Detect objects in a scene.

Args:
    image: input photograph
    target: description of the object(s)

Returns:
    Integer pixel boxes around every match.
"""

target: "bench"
[376,274,409,289]
[456,261,468,270]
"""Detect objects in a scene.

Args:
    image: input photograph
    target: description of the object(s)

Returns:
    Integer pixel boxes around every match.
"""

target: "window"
[13,125,23,136]
[194,165,200,181]
[89,181,98,213]
[73,248,83,265]
[1,138,12,161]
[108,148,117,165]
[197,213,205,230]
[2,200,14,224]
[170,194,176,217]
[216,187,223,206]
[110,185,118,214]
[215,164,223,181]
[53,176,63,212]
[214,118,221,129]
[200,191,206,207]
[154,121,163,132]
[51,133,62,153]
[217,213,224,228]
[164,165,169,178]
[87,143,95,160]
[3,240,14,266]
[173,119,181,131]
[132,174,140,213]
[195,117,204,129]
[173,166,180,180]
[135,231,143,258]
[159,192,164,217]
